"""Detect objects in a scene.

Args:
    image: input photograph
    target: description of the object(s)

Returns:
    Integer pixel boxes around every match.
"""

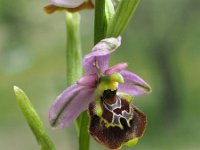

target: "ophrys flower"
[49,36,151,149]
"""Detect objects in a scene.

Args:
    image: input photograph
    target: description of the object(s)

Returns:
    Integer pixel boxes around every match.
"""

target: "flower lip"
[89,93,147,150]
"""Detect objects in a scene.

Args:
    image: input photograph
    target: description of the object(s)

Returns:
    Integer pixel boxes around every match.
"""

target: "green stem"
[79,111,90,150]
[66,12,82,85]
[65,12,90,150]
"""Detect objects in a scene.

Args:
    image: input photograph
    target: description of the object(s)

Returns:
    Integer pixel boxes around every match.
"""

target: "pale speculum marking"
[101,90,133,127]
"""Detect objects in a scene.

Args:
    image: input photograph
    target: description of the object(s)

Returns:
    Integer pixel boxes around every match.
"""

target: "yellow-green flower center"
[97,73,124,95]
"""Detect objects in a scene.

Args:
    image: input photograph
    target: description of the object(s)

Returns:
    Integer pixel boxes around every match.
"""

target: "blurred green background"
[0,0,200,149]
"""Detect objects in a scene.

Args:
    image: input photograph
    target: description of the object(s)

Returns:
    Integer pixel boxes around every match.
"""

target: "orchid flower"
[44,0,94,14]
[49,36,151,149]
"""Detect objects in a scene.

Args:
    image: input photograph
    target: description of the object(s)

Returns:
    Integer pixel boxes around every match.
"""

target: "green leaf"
[13,86,56,150]
[106,0,140,37]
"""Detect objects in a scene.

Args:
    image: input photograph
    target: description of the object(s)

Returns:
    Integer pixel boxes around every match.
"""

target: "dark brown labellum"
[89,90,147,149]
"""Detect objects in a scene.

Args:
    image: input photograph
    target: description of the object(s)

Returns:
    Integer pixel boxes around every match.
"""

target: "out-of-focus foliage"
[0,0,199,150]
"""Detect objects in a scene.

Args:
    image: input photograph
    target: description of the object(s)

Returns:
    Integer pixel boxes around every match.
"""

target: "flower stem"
[78,111,90,150]
[65,12,90,150]
[66,12,82,85]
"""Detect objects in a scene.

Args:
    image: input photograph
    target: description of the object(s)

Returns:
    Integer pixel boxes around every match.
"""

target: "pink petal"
[50,0,90,8]
[77,73,98,87]
[83,36,121,74]
[49,84,95,128]
[118,70,151,97]
[104,63,128,75]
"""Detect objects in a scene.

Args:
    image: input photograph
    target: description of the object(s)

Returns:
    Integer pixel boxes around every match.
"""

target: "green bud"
[13,86,55,150]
